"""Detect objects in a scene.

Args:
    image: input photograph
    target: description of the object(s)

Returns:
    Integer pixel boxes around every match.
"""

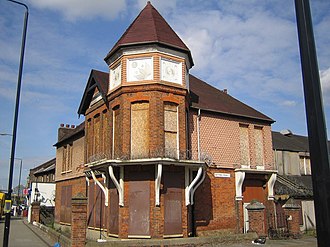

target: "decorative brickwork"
[189,110,273,169]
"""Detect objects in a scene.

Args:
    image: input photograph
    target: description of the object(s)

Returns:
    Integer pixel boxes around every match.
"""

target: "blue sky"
[0,0,329,189]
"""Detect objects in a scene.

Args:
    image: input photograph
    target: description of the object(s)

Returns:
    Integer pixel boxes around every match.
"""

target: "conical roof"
[105,1,193,65]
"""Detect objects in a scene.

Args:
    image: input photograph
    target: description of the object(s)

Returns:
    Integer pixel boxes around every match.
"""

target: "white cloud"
[279,100,297,107]
[29,0,127,21]
[320,67,330,106]
[171,5,300,102]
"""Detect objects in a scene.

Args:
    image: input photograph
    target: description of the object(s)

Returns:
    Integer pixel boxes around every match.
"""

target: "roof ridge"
[149,3,158,42]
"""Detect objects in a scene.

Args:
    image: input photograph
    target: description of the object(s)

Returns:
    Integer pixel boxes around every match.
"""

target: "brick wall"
[55,135,85,182]
[194,168,237,234]
[85,84,188,163]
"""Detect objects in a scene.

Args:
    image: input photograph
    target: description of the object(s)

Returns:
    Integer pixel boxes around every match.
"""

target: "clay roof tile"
[105,2,192,64]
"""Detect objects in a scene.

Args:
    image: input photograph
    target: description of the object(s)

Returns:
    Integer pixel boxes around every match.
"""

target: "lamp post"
[3,1,28,247]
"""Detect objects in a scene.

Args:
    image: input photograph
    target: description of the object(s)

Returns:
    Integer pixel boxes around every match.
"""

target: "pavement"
[85,236,318,247]
[0,217,318,247]
[0,217,55,247]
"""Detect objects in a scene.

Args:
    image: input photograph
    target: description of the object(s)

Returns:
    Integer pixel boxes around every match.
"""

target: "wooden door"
[128,179,150,237]
[164,171,182,237]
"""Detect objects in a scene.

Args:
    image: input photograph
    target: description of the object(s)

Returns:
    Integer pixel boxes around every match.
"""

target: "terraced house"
[55,2,278,240]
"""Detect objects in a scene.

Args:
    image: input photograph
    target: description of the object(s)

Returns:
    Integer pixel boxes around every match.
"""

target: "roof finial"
[147,1,151,5]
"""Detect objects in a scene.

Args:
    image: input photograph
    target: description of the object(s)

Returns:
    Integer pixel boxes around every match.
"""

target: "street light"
[3,1,28,247]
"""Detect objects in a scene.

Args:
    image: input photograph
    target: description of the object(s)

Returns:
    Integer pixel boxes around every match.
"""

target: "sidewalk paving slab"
[5,218,317,247]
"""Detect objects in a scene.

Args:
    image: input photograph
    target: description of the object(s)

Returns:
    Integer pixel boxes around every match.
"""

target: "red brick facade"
[54,1,277,241]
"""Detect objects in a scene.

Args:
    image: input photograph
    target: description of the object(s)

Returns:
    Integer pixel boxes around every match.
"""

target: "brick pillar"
[71,194,87,247]
[283,198,301,238]
[31,201,40,223]
[246,201,266,237]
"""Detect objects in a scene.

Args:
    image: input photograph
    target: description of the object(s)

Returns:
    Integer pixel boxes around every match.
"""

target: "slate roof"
[30,158,56,176]
[77,69,109,116]
[189,75,274,123]
[272,131,310,152]
[274,175,313,199]
[104,1,193,66]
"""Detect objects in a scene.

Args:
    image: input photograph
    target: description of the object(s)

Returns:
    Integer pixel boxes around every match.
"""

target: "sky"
[0,0,329,190]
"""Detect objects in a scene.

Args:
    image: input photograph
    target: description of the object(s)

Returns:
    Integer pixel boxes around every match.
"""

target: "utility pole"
[294,0,330,246]
[3,1,28,247]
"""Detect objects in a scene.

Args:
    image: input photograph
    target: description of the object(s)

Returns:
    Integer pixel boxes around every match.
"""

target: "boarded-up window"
[112,106,121,159]
[94,114,101,156]
[131,102,149,159]
[87,118,93,160]
[299,155,311,175]
[102,110,109,157]
[283,151,300,175]
[62,144,72,172]
[60,185,72,223]
[68,144,72,171]
[254,127,264,166]
[62,146,67,171]
[239,124,250,166]
[164,103,178,158]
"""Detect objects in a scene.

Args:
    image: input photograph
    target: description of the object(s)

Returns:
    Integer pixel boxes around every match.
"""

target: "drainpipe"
[155,164,162,206]
[186,166,203,206]
[197,109,201,161]
[185,165,206,237]
[190,166,206,205]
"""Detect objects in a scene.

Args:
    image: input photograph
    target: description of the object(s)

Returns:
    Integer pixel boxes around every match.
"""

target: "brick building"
[54,123,85,226]
[27,158,56,223]
[55,2,277,239]
[271,130,328,233]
